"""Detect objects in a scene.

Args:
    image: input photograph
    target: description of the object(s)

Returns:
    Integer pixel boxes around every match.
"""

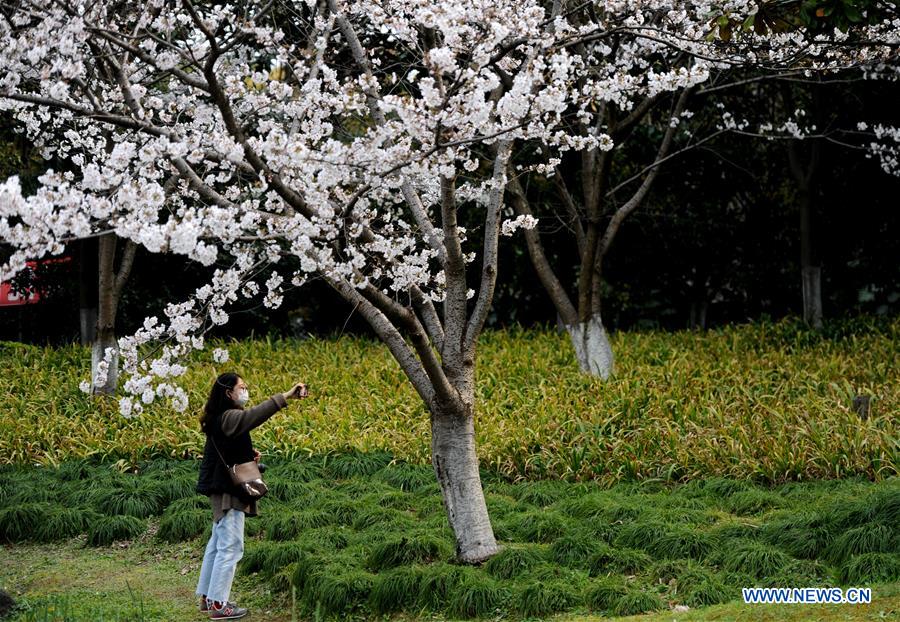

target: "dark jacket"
[196,393,288,499]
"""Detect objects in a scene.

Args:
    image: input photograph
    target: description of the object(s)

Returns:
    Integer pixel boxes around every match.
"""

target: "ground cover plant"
[1,318,896,483]
[0,456,897,620]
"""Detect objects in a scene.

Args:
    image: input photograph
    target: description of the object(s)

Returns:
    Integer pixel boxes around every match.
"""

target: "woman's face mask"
[231,387,249,407]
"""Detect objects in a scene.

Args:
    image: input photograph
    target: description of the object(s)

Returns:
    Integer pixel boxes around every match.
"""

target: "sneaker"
[209,601,248,620]
[199,596,210,612]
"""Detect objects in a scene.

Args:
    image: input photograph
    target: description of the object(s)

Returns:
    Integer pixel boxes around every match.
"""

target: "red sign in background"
[0,257,72,307]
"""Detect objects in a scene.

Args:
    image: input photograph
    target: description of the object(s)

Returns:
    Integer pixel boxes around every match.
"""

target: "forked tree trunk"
[430,400,499,563]
[91,327,119,395]
[566,313,615,379]
[90,233,137,395]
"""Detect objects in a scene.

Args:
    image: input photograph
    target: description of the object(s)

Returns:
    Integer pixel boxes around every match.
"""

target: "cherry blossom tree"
[505,1,900,377]
[0,0,897,561]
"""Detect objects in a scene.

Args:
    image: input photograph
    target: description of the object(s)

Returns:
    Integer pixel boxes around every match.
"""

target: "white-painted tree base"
[567,315,615,379]
[431,410,501,563]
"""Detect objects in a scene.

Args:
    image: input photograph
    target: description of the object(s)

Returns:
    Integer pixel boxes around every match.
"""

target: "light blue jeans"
[195,509,245,604]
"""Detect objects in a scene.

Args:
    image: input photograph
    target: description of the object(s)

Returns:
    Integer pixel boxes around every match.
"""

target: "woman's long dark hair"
[200,372,241,433]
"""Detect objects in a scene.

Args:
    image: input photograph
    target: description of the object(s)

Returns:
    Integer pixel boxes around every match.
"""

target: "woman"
[194,371,308,620]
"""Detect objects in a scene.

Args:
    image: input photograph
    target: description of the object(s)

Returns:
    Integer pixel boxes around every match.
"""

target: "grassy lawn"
[2,540,897,621]
[1,457,897,620]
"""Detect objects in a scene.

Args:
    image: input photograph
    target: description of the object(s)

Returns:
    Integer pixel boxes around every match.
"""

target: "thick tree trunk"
[430,400,499,563]
[566,314,614,378]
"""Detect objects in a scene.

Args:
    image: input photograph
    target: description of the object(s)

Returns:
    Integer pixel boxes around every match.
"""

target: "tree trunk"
[689,300,708,330]
[78,238,98,345]
[430,401,500,563]
[801,266,822,329]
[91,233,137,395]
[799,188,823,329]
[91,326,119,395]
[565,313,614,378]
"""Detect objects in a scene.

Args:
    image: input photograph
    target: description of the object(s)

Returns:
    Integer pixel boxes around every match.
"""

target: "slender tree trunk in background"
[91,233,137,395]
[78,237,98,345]
[785,85,823,330]
[799,185,823,329]
[689,300,709,330]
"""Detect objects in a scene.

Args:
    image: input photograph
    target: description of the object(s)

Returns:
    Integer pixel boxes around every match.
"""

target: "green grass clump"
[242,542,313,577]
[33,507,95,542]
[297,526,351,552]
[484,544,547,579]
[726,489,785,515]
[513,580,579,617]
[615,520,715,560]
[324,449,393,479]
[157,508,208,542]
[264,509,333,540]
[650,558,727,604]
[825,522,895,563]
[585,577,628,611]
[549,532,605,568]
[838,552,900,584]
[301,564,375,616]
[417,563,468,609]
[721,540,793,579]
[0,503,54,542]
[612,589,665,616]
[374,462,435,492]
[587,543,652,575]
[91,479,164,518]
[511,480,569,507]
[86,515,146,546]
[683,577,733,606]
[368,565,426,613]
[759,512,832,558]
[366,533,452,570]
[445,570,509,619]
[511,510,572,543]
[351,506,416,531]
